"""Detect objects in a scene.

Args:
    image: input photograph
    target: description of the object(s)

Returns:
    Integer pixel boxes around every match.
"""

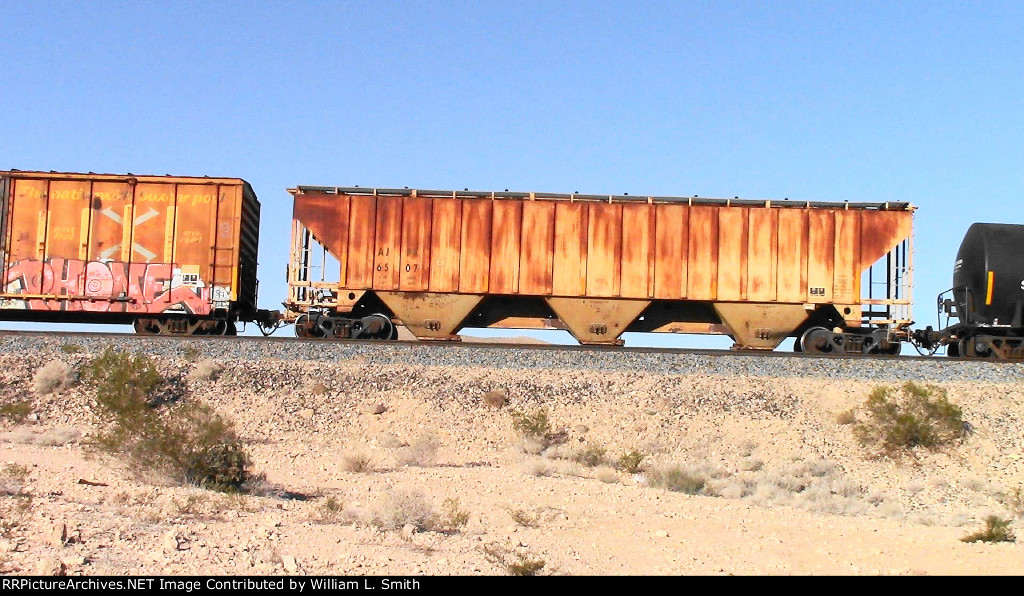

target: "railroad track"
[0,328,982,364]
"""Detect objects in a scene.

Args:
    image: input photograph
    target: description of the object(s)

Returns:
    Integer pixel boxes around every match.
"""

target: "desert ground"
[1,335,1023,576]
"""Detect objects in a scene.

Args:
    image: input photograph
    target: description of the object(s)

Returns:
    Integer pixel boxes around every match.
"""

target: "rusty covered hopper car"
[285,186,914,353]
[0,170,266,334]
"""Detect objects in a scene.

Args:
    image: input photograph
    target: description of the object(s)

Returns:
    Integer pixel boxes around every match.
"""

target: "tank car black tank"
[916,222,1024,357]
[953,223,1024,327]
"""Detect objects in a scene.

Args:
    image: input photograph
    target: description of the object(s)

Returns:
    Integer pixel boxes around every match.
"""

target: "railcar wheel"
[799,327,834,354]
[947,341,961,357]
[963,337,992,358]
[361,313,395,340]
[295,314,314,339]
[134,318,160,335]
[316,317,335,337]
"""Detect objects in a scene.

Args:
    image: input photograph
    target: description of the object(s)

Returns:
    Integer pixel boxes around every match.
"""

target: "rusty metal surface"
[290,188,913,305]
[287,186,915,344]
[0,171,256,320]
[375,291,482,339]
[713,303,811,350]
[545,297,650,344]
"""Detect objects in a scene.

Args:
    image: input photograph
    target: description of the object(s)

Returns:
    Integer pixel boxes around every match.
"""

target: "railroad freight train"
[0,170,1017,358]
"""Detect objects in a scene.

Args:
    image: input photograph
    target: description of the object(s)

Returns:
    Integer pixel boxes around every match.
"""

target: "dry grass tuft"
[646,463,706,495]
[396,433,439,467]
[188,359,224,382]
[482,389,507,409]
[508,508,540,527]
[341,451,375,473]
[573,444,607,467]
[370,489,434,531]
[0,427,80,446]
[836,409,857,425]
[311,495,348,523]
[33,360,76,395]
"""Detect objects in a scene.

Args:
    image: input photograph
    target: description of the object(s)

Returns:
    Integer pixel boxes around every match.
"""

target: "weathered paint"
[287,187,915,343]
[0,171,259,320]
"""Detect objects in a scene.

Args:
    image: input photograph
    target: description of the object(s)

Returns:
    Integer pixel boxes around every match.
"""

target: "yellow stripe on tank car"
[986,270,995,306]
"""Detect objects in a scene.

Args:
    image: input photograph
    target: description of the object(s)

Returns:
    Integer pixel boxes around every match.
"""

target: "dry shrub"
[595,465,619,484]
[835,409,857,425]
[369,490,469,534]
[0,427,80,446]
[311,496,347,523]
[396,433,439,467]
[482,543,545,576]
[510,408,571,455]
[482,389,507,409]
[999,487,1024,518]
[33,361,75,395]
[508,508,540,527]
[961,516,1015,543]
[434,498,470,534]
[572,444,607,468]
[646,463,707,495]
[341,451,374,473]
[377,433,404,449]
[188,359,224,382]
[510,409,551,441]
[0,464,28,496]
[520,458,552,477]
[370,489,437,531]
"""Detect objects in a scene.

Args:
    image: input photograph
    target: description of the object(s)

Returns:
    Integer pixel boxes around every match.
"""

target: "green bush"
[482,544,545,576]
[617,450,645,474]
[854,381,965,456]
[510,409,551,441]
[0,401,32,424]
[86,347,251,492]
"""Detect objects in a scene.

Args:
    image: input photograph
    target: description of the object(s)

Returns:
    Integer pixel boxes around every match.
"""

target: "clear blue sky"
[3,1,1022,348]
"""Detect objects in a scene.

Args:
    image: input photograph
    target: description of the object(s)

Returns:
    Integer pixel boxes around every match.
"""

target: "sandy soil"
[1,348,1022,576]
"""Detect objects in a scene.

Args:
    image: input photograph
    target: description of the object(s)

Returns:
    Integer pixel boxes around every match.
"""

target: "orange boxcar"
[0,171,263,334]
[286,186,914,352]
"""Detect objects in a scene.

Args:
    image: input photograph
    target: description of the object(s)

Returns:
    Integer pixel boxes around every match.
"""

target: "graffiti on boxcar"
[0,258,211,315]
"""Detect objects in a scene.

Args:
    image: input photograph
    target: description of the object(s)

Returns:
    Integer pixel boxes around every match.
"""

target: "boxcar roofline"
[2,170,250,188]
